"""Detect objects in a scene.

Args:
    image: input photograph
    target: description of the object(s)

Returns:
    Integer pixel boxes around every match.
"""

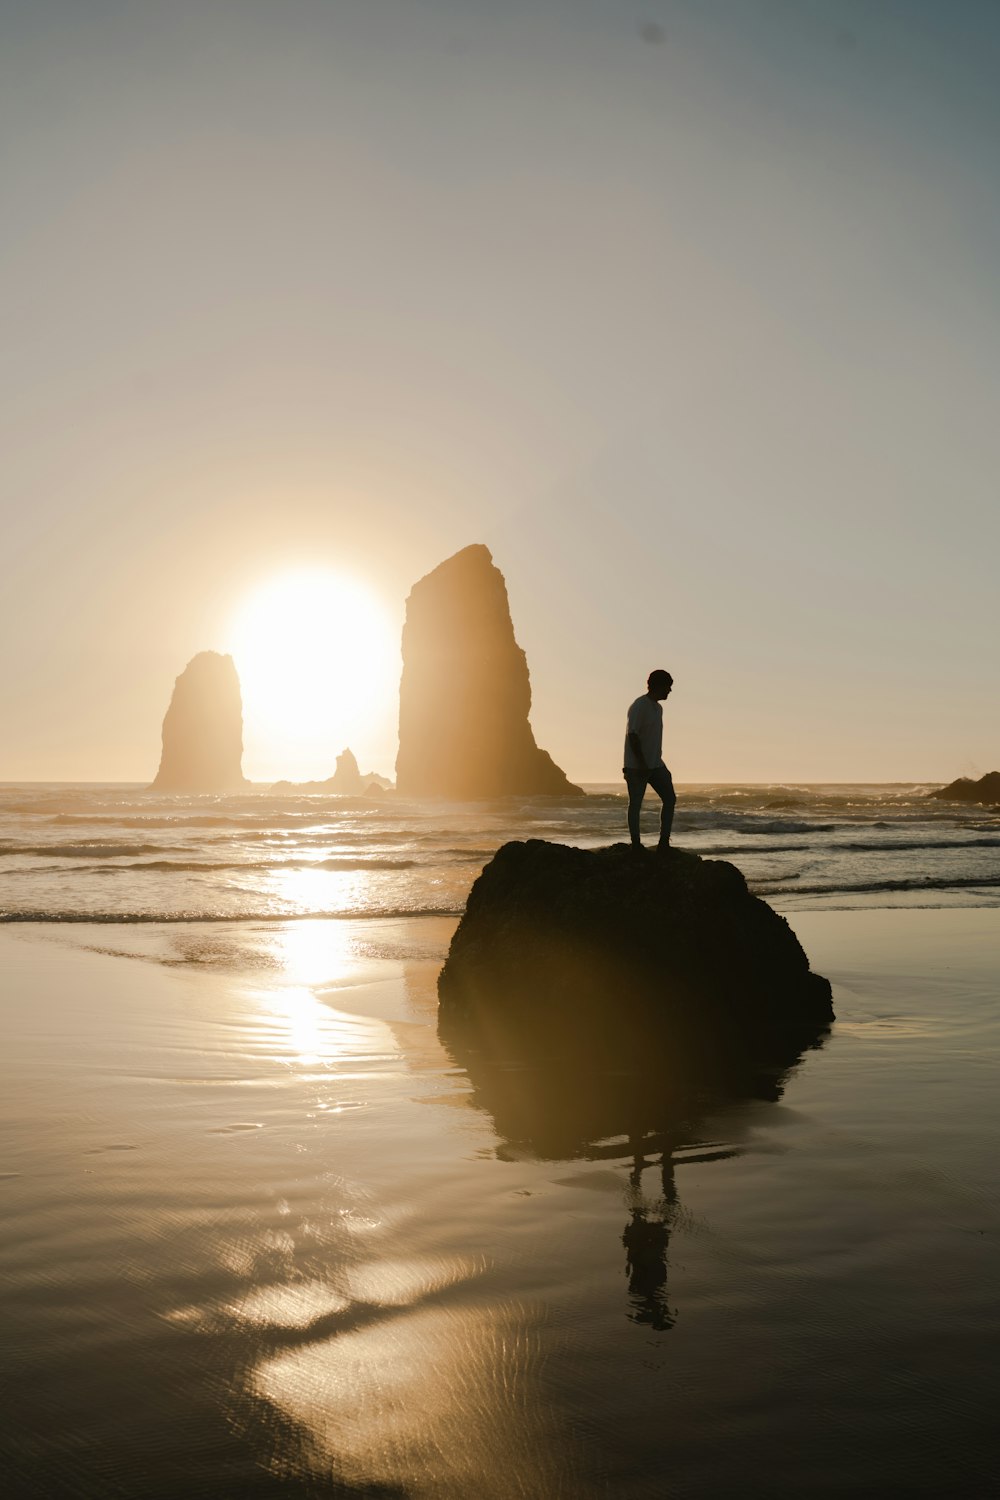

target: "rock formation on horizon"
[395,545,583,799]
[270,748,393,796]
[439,842,833,1070]
[929,771,1000,806]
[150,652,249,793]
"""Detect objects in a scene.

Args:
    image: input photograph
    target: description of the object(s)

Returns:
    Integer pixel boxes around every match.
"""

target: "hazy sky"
[3,0,998,783]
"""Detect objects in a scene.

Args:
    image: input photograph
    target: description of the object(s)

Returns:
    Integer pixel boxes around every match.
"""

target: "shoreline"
[8,894,1000,958]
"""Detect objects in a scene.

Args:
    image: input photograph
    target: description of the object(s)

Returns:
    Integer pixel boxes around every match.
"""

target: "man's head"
[647,669,673,701]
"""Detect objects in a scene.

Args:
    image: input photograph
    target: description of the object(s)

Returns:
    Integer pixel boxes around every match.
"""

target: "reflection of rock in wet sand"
[443,1016,823,1334]
[439,840,834,1328]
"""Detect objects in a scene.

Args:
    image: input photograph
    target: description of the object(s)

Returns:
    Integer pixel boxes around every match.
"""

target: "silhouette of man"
[622,1139,678,1331]
[623,670,675,849]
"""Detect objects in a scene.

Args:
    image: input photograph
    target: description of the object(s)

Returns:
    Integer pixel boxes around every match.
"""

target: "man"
[623,669,675,849]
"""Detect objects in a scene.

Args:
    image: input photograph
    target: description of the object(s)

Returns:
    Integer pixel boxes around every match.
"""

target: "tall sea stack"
[150,652,249,793]
[396,545,583,799]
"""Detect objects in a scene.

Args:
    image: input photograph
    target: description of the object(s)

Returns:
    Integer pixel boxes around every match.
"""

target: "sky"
[2,0,998,784]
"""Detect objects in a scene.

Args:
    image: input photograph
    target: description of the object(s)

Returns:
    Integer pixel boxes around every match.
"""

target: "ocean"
[2,780,999,924]
[1,785,998,1497]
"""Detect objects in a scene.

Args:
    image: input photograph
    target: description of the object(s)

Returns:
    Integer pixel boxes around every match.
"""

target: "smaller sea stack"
[270,748,393,796]
[150,652,249,793]
[929,772,1000,806]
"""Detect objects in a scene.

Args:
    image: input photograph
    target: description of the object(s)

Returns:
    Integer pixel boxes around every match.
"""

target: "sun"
[226,569,399,783]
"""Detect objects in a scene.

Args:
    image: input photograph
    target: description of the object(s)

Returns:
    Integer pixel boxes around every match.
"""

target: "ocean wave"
[199,829,419,848]
[837,836,1000,853]
[0,906,462,924]
[17,856,421,874]
[753,874,1000,897]
[697,836,1000,857]
[698,816,996,834]
[46,813,362,829]
[753,822,838,835]
[0,843,191,858]
[669,809,842,833]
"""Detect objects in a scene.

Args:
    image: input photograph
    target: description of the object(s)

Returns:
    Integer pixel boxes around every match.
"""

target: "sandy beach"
[2,907,998,1498]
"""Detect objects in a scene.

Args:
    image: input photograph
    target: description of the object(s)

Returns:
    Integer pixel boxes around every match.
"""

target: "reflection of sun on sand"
[271,913,358,988]
[253,1299,566,1497]
[225,1282,351,1330]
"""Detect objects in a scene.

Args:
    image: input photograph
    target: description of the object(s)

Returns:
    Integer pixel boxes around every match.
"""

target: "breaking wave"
[0,906,463,924]
[699,836,1000,857]
[22,857,421,874]
[0,843,191,858]
[754,874,1000,897]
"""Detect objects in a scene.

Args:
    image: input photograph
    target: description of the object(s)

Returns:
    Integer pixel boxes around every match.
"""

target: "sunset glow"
[227,569,398,783]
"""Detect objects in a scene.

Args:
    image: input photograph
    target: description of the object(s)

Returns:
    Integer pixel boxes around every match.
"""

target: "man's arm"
[626,731,647,772]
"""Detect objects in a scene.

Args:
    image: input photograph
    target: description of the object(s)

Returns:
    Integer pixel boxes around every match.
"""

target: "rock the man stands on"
[623,670,675,849]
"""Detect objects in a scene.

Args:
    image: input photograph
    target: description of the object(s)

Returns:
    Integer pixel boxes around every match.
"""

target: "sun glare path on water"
[227,569,399,784]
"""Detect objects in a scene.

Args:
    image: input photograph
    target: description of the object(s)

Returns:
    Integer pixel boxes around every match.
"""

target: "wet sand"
[1,909,998,1497]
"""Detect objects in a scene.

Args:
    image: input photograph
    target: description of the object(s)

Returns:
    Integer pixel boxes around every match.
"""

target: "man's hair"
[647,669,673,688]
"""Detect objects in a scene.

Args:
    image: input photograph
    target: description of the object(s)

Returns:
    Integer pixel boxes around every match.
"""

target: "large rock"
[439,841,833,1069]
[929,772,1000,805]
[396,544,583,799]
[150,652,249,793]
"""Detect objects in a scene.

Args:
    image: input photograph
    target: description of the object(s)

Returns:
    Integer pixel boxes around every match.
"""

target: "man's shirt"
[623,695,664,771]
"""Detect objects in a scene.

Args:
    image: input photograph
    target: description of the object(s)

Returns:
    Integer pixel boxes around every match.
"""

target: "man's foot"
[656,841,672,853]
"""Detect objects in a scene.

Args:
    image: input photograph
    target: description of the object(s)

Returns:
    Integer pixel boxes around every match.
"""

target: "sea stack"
[150,652,249,793]
[269,749,392,796]
[929,772,1000,806]
[322,747,365,795]
[396,545,583,798]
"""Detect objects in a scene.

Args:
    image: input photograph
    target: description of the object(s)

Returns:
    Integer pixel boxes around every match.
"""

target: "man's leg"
[646,767,676,847]
[624,771,647,847]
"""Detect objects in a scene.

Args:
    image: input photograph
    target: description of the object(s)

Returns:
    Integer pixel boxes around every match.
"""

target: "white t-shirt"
[623,695,664,771]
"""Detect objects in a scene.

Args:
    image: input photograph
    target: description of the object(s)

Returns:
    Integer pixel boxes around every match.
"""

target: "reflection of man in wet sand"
[623,670,675,849]
[622,1136,678,1330]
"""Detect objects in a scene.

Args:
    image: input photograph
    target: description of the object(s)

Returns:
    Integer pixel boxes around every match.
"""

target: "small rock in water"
[929,772,1000,806]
